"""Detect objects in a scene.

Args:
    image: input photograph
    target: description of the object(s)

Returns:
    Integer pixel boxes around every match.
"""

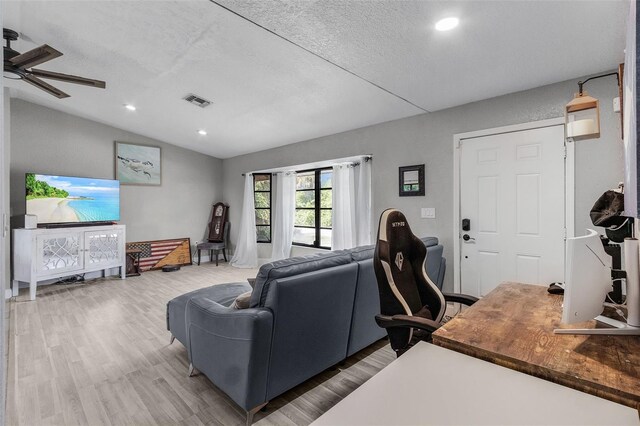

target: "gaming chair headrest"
[376,208,415,257]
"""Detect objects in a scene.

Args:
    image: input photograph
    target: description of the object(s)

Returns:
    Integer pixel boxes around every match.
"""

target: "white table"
[313,342,639,425]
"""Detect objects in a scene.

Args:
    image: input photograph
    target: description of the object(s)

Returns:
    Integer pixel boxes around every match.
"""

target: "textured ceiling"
[2,0,628,159]
[216,0,629,111]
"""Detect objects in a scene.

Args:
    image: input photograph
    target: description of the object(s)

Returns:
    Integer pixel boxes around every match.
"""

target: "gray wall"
[222,74,624,292]
[10,99,223,246]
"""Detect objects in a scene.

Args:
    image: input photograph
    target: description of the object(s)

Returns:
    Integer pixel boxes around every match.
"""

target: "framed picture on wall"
[115,142,161,185]
[399,164,425,196]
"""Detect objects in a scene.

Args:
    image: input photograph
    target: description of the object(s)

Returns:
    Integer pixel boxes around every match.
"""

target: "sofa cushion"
[233,291,252,309]
[420,236,439,248]
[347,237,438,262]
[346,237,438,262]
[348,245,375,261]
[250,250,352,307]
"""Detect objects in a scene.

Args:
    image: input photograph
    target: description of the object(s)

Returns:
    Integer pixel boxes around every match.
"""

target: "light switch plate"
[421,208,436,219]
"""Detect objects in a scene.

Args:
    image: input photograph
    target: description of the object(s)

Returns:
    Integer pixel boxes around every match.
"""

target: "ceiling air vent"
[183,94,212,108]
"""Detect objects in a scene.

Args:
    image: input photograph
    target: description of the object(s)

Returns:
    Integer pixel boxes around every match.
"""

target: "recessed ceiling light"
[435,17,459,32]
[124,104,136,111]
[198,130,207,136]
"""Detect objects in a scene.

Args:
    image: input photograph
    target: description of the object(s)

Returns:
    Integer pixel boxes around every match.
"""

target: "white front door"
[460,125,566,297]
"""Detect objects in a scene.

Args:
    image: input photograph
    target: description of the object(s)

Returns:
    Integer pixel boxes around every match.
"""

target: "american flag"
[127,239,187,271]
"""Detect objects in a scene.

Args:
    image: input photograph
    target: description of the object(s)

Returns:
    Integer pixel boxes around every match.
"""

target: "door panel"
[516,254,541,283]
[36,232,84,276]
[460,125,565,297]
[85,229,124,269]
[478,251,499,296]
[516,174,540,236]
[478,176,498,233]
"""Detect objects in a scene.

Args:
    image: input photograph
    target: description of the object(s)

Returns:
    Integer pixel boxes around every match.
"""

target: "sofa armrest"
[442,292,479,306]
[186,296,273,411]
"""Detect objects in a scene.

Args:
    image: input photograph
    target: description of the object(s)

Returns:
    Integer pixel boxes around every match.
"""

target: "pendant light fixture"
[565,72,619,140]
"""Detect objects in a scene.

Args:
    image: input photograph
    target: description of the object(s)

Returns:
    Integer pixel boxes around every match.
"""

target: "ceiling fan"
[3,28,106,99]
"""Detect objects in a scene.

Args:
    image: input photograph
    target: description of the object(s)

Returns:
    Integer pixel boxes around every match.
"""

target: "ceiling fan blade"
[30,69,106,89]
[10,44,62,69]
[23,75,69,99]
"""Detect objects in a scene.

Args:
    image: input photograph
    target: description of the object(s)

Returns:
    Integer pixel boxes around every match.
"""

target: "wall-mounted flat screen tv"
[26,173,120,225]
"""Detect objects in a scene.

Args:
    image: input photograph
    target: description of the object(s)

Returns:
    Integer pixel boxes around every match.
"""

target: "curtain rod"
[241,155,373,176]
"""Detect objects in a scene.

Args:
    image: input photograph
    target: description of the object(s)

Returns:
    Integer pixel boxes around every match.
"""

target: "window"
[293,168,332,249]
[254,174,271,242]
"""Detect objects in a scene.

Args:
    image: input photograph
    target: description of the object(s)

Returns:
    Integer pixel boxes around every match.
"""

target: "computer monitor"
[555,229,640,335]
[560,229,611,324]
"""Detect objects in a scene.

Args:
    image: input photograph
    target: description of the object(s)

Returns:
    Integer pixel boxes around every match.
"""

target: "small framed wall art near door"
[399,164,425,196]
[115,142,161,185]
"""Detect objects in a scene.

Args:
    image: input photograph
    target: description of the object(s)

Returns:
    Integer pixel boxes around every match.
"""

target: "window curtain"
[623,0,637,216]
[332,164,357,250]
[231,173,258,268]
[355,157,373,246]
[271,172,296,261]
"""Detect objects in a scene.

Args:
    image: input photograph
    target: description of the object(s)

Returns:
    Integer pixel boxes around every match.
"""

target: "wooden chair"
[197,222,229,266]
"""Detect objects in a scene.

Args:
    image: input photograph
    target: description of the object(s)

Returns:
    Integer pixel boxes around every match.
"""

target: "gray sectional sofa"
[166,237,445,423]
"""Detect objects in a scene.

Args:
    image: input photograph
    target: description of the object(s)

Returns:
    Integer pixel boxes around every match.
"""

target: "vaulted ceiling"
[3,0,628,158]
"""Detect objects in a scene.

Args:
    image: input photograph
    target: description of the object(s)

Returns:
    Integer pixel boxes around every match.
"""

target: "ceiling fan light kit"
[3,27,106,99]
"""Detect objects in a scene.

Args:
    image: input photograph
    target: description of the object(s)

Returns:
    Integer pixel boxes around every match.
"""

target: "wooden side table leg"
[135,253,141,275]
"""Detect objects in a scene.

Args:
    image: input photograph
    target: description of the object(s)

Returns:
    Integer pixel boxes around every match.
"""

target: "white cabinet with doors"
[12,224,126,300]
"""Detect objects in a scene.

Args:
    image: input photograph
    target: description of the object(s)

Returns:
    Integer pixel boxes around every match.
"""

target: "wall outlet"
[421,208,436,219]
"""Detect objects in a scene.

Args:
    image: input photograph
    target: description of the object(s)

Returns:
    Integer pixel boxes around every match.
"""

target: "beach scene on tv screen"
[26,174,120,224]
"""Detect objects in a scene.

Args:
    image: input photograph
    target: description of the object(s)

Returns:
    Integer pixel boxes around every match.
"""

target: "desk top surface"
[312,342,638,426]
[432,282,640,409]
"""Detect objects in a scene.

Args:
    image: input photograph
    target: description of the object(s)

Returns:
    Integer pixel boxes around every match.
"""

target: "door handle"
[462,234,475,242]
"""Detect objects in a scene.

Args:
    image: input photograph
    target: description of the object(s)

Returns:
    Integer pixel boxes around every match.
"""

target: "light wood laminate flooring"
[7,262,394,425]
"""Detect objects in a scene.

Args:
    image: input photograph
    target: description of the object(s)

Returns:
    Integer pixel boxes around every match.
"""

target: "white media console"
[12,224,126,300]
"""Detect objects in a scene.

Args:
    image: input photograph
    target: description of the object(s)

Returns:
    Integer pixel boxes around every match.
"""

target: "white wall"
[222,74,624,292]
[3,91,10,289]
[0,86,9,426]
[10,99,223,246]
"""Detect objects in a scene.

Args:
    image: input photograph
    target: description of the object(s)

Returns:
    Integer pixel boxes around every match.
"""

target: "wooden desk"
[313,343,638,425]
[432,282,640,409]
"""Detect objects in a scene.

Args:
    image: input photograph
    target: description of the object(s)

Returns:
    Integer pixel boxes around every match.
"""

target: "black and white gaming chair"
[373,208,478,356]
